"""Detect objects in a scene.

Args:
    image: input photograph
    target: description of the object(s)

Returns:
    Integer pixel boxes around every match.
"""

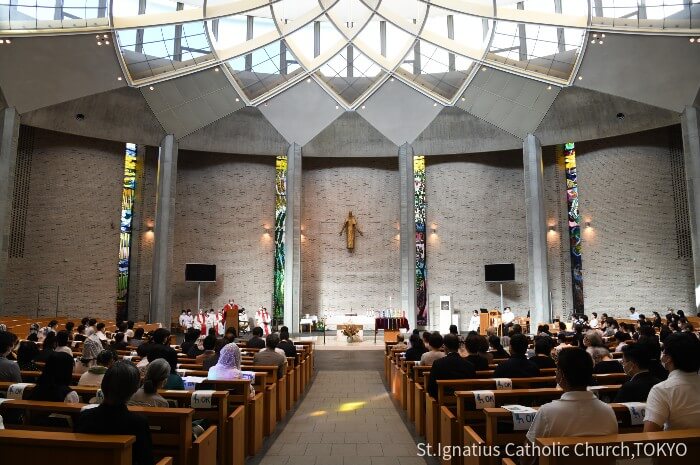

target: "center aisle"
[254,350,430,465]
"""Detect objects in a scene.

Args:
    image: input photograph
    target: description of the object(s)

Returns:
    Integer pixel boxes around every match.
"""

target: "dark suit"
[246,336,266,349]
[427,352,476,398]
[529,355,557,369]
[493,354,540,378]
[465,354,489,371]
[278,340,297,358]
[613,371,660,403]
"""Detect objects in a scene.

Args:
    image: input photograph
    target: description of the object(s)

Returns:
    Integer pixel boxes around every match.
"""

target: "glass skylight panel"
[487,20,583,81]
[380,0,427,25]
[396,40,474,100]
[588,0,697,28]
[117,21,214,81]
[325,0,373,38]
[423,5,491,55]
[496,0,556,14]
[0,0,107,30]
[315,45,386,105]
[355,15,413,63]
[227,39,304,100]
[272,0,319,24]
[284,19,344,64]
[208,6,276,50]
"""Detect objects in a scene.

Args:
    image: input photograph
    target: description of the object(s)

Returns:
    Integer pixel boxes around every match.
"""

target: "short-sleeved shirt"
[526,391,618,443]
[644,370,700,430]
[420,350,445,367]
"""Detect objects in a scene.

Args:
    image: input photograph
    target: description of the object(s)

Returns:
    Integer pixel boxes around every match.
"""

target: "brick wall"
[301,157,401,315]
[4,127,124,319]
[425,152,531,329]
[170,151,276,318]
[576,126,694,317]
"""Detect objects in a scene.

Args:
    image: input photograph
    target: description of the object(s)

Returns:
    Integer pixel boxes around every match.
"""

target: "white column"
[681,106,700,313]
[523,134,552,325]
[150,134,178,327]
[399,143,417,330]
[0,108,20,313]
[284,143,302,333]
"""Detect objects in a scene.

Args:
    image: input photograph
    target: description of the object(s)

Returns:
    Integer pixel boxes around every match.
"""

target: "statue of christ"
[340,211,363,250]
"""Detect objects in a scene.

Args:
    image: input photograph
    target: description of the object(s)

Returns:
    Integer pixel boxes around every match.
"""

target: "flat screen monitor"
[185,263,216,282]
[485,263,515,282]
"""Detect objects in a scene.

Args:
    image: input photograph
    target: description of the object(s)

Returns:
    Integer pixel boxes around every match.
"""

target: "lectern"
[480,309,502,336]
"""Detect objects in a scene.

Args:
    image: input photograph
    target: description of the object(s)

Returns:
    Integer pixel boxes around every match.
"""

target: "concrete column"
[523,134,551,325]
[0,108,20,313]
[150,135,178,327]
[399,143,417,330]
[284,143,302,333]
[681,106,700,313]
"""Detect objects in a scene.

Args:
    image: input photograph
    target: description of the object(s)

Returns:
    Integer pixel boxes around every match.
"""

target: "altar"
[324,313,375,331]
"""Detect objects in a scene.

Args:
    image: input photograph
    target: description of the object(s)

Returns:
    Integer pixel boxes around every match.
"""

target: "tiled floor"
[255,365,429,465]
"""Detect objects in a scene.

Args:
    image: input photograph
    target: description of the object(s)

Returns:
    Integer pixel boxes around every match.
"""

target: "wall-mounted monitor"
[185,263,216,282]
[484,263,515,282]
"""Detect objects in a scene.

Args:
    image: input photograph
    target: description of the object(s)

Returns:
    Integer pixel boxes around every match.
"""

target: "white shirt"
[469,315,480,332]
[589,318,599,329]
[644,370,700,430]
[55,346,73,356]
[95,331,108,342]
[526,391,618,443]
[629,312,639,321]
[502,311,515,324]
[179,314,188,327]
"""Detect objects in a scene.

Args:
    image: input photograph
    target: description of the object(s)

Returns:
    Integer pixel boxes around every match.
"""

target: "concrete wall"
[576,126,694,317]
[425,151,531,329]
[301,157,401,315]
[3,127,124,319]
[170,151,276,317]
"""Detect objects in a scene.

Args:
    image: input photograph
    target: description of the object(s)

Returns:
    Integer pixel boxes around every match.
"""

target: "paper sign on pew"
[473,390,496,409]
[191,390,217,409]
[620,402,646,425]
[494,378,513,390]
[183,376,207,391]
[502,405,538,431]
[7,383,31,399]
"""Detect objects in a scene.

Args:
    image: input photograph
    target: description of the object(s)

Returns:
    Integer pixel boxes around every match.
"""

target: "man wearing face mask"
[644,332,700,431]
[613,343,661,403]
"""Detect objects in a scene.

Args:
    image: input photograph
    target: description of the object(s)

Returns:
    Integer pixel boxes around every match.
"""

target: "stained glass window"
[414,155,427,326]
[564,142,584,312]
[273,155,287,323]
[117,143,137,320]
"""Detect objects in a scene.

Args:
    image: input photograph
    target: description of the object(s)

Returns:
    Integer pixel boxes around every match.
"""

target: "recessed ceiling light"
[601,34,606,38]
[0,40,4,44]
[433,103,437,107]
[547,85,552,90]
[481,66,487,71]
[264,102,268,106]
[691,38,696,43]
[4,39,10,44]
[97,41,102,45]
[96,35,100,39]
[361,105,366,109]
[335,105,339,109]
[593,34,598,38]
[598,40,603,45]
[105,40,110,45]
[591,39,596,44]
[461,97,465,101]
[235,98,240,102]
[306,78,311,83]
[149,86,154,90]
[117,76,122,81]
[390,78,394,82]
[103,34,108,39]
[214,67,219,72]
[578,76,583,80]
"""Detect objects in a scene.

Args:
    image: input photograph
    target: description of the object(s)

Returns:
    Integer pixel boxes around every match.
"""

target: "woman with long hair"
[27,351,79,403]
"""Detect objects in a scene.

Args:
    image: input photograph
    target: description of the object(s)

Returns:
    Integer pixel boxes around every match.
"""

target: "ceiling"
[0,1,699,146]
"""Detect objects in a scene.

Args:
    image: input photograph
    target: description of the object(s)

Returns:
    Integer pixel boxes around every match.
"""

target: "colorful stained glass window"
[414,155,427,326]
[273,155,287,322]
[117,143,137,319]
[564,142,584,312]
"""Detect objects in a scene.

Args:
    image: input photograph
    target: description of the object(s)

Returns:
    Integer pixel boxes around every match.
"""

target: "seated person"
[76,361,154,465]
[16,339,40,372]
[614,330,632,352]
[529,336,557,369]
[0,331,21,382]
[420,333,445,367]
[129,359,170,407]
[195,335,217,365]
[523,348,618,464]
[644,332,700,431]
[488,335,510,359]
[74,335,103,375]
[246,327,267,349]
[55,330,73,356]
[129,327,146,348]
[427,334,475,398]
[223,326,238,345]
[463,333,489,371]
[277,327,298,358]
[591,347,625,374]
[253,334,287,379]
[73,324,87,343]
[613,342,661,403]
[393,333,408,351]
[494,334,540,378]
[208,343,243,380]
[180,328,200,356]
[79,349,116,386]
[110,332,129,351]
[404,334,428,362]
[27,352,79,403]
[148,345,185,390]
[35,331,57,363]
[95,322,109,342]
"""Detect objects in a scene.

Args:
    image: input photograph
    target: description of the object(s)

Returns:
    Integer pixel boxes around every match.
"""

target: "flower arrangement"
[342,323,361,342]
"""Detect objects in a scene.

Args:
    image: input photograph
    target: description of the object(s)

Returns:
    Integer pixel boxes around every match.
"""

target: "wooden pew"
[242,365,278,437]
[0,400,214,465]
[536,429,700,465]
[0,430,138,465]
